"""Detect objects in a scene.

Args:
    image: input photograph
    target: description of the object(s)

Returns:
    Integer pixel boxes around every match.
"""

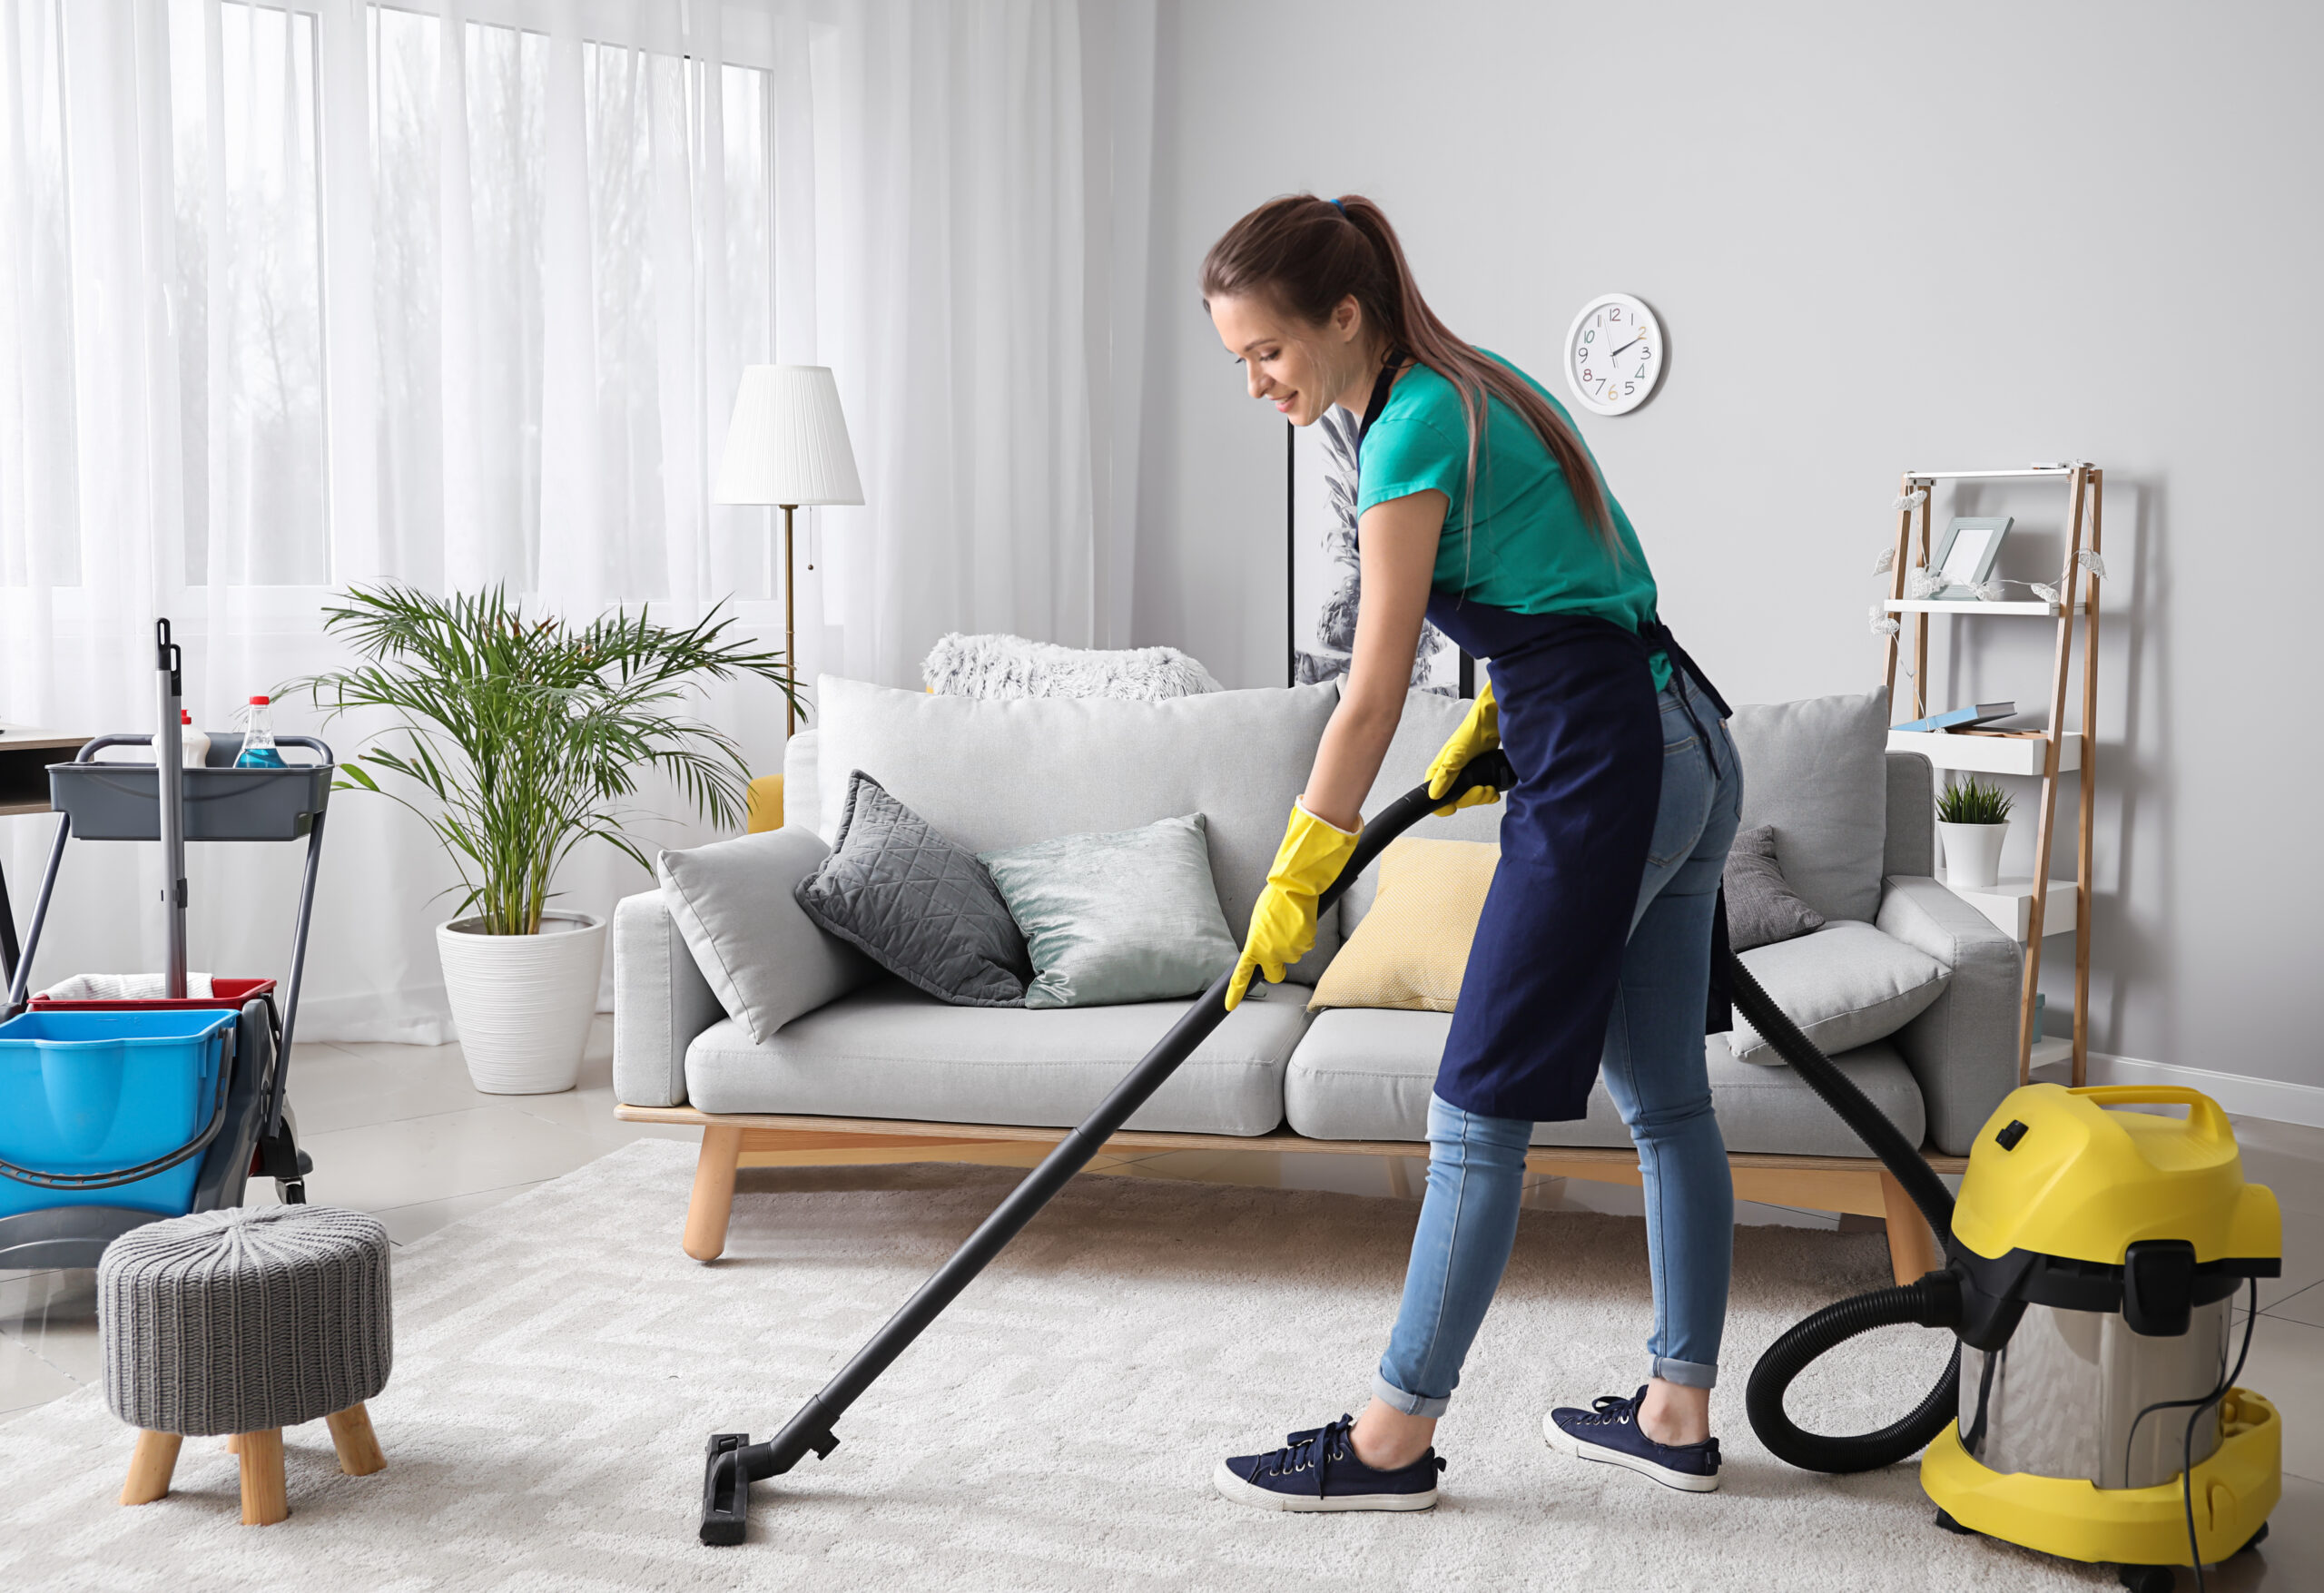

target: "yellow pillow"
[1308,836,1500,1013]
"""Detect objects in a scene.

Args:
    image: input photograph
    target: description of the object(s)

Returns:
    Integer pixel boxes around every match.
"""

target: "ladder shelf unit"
[1881,465,2101,1087]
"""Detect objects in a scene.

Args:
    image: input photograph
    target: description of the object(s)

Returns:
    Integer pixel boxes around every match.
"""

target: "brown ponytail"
[1201,192,1616,548]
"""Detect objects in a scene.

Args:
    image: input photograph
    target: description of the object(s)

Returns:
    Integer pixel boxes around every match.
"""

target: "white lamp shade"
[714,364,864,506]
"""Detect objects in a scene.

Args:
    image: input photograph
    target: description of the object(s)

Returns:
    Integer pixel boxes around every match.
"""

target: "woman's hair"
[1200,192,1614,547]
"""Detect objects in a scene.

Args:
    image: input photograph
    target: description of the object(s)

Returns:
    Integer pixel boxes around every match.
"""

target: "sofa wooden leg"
[326,1402,387,1476]
[121,1430,182,1505]
[684,1125,744,1262]
[1878,1170,1942,1285]
[238,1428,287,1525]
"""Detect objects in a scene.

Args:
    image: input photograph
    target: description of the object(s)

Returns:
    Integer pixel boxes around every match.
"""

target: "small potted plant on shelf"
[1935,775,2014,890]
[294,586,796,1094]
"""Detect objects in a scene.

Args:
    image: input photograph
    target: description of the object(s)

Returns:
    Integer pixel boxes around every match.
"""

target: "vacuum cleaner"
[700,750,2284,1593]
[1739,956,2283,1593]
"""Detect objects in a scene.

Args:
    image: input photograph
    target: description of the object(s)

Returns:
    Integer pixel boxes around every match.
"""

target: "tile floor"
[4,1024,2319,1586]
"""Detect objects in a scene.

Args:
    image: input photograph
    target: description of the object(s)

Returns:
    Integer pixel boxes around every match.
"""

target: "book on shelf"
[1894,702,2017,734]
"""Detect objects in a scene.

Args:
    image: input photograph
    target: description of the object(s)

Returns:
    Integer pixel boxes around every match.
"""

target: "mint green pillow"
[979,814,1240,1009]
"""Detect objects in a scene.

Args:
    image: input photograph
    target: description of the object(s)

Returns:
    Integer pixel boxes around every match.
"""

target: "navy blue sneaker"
[1543,1387,1721,1492]
[1214,1414,1444,1512]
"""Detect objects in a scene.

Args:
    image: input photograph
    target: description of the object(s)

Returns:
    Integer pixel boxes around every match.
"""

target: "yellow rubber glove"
[1425,675,1502,815]
[1226,803,1361,1011]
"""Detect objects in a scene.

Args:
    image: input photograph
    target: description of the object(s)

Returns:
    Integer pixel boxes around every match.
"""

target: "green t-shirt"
[1357,355,1669,688]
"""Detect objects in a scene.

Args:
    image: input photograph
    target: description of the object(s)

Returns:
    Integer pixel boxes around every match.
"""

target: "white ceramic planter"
[436,911,606,1094]
[1937,821,2008,890]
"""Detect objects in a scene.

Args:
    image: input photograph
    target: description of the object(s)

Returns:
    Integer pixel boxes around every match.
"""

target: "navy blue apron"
[1356,356,1733,1123]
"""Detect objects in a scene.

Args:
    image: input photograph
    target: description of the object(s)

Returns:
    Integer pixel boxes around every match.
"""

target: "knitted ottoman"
[99,1204,392,1525]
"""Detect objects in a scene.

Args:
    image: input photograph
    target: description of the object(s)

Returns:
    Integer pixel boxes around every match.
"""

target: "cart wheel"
[2236,1519,2269,1555]
[280,1179,307,1205]
[1933,1509,1974,1537]
[2115,1566,2174,1593]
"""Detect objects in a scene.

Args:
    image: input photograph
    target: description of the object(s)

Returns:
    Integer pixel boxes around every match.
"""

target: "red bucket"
[29,976,277,1013]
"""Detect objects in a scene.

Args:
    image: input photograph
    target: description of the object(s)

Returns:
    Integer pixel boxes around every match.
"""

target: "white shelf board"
[2029,1035,2074,1071]
[1905,467,2083,480]
[1942,875,2081,941]
[1888,729,2082,777]
[1885,598,2085,617]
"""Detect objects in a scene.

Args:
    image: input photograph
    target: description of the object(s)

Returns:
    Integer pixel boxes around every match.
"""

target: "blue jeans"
[1374,680,1744,1415]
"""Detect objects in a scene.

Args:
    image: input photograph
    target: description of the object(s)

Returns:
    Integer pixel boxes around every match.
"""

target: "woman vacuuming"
[1205,194,1743,1510]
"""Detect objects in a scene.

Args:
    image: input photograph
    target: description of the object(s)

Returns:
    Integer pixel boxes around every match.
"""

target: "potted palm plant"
[1935,775,2014,890]
[296,586,797,1093]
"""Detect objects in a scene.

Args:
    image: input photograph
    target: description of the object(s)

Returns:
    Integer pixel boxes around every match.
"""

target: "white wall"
[1134,0,2324,1090]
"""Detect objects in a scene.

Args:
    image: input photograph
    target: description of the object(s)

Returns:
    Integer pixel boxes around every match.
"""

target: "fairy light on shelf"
[1869,483,2103,641]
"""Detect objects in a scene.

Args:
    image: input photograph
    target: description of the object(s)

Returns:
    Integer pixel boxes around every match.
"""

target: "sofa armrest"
[1876,876,2024,1156]
[613,890,724,1107]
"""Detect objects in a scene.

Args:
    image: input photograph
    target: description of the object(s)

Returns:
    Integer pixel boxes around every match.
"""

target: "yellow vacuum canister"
[1925,1086,2280,1590]
[1745,1072,2283,1593]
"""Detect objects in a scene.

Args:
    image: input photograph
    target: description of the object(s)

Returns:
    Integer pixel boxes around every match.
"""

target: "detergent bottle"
[179,710,211,769]
[234,695,286,769]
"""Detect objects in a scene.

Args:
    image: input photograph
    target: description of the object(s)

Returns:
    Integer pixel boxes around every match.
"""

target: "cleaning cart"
[0,621,330,1269]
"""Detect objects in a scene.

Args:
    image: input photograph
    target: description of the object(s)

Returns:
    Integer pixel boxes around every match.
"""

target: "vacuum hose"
[1725,951,1967,1473]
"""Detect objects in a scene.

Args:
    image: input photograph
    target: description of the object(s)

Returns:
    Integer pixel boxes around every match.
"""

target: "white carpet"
[0,1141,2113,1590]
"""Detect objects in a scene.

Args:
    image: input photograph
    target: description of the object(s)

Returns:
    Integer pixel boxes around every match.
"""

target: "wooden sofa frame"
[615,1103,1965,1287]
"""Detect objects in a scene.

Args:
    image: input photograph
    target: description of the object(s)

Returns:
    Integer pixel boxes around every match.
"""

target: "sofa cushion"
[1283,1008,1926,1155]
[1722,824,1827,952]
[683,976,1310,1136]
[812,675,1345,979]
[1308,837,1497,1013]
[783,728,822,834]
[793,771,1030,1008]
[980,814,1239,1008]
[1729,690,1889,923]
[655,828,879,1045]
[1727,919,1949,1063]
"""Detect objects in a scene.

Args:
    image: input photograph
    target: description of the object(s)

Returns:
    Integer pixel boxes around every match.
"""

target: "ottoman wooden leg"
[325,1402,387,1477]
[121,1431,182,1505]
[223,1432,241,1454]
[238,1428,287,1525]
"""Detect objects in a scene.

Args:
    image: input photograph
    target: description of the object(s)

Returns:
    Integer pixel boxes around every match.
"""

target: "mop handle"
[154,620,188,1001]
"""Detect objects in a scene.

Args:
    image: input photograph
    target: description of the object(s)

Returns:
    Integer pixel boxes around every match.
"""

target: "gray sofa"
[613,681,2022,1237]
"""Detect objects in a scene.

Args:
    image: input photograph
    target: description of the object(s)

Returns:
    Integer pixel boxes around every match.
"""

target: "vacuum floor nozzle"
[700,1433,750,1547]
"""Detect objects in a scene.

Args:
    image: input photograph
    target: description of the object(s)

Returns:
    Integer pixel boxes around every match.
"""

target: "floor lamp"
[714,365,864,737]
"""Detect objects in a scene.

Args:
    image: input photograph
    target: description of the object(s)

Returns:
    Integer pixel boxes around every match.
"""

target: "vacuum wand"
[700,751,1516,1545]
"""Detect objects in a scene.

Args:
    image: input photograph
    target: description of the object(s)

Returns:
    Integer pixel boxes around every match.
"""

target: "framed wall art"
[1285,413,1472,696]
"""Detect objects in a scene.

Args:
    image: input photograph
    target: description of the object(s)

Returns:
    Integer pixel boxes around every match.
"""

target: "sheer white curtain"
[0,0,1132,1040]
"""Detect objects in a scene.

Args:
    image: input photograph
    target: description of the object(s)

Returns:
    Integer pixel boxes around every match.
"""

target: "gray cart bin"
[50,734,332,842]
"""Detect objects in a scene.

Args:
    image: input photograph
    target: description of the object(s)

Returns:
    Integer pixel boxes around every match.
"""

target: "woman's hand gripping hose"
[1425,678,1501,815]
[1226,804,1363,1010]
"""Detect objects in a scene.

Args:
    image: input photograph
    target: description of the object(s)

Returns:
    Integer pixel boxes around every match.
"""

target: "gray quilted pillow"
[1723,824,1827,951]
[793,772,1030,1007]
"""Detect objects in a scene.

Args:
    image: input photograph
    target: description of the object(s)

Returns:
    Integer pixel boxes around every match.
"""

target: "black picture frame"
[1285,415,1472,697]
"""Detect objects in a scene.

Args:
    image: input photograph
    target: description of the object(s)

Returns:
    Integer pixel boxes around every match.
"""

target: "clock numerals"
[1567,296,1659,415]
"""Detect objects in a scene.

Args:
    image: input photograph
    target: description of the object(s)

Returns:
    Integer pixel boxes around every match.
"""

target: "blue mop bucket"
[0,1008,236,1219]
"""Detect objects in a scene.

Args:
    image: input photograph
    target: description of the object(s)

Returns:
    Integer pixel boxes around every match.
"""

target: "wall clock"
[1563,293,1663,416]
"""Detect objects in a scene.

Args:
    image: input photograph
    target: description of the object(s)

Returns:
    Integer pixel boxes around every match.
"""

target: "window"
[7,0,783,594]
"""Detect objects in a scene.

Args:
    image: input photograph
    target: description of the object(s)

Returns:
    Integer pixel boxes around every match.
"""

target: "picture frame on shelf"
[1286,413,1473,696]
[1930,515,2013,598]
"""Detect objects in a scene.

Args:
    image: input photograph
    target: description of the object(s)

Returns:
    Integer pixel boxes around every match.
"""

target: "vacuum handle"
[1315,749,1514,918]
[2073,1085,2230,1143]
